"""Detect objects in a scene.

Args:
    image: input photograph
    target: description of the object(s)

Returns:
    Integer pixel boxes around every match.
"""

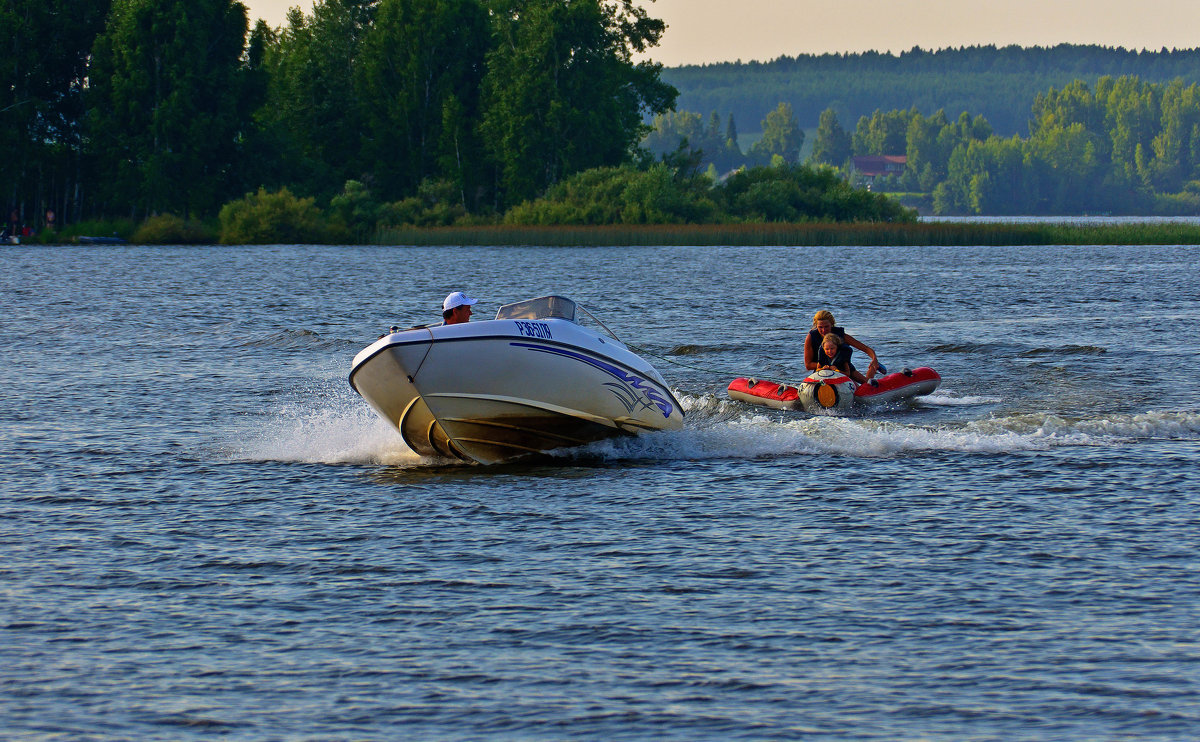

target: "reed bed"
[377,221,1200,247]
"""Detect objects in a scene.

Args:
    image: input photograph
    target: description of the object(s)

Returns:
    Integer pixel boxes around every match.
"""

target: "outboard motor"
[798,367,858,415]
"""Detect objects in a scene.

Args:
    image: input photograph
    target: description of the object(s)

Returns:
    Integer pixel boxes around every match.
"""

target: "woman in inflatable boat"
[804,310,880,384]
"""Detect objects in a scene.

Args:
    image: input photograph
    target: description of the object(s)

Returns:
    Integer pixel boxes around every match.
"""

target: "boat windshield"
[494,296,577,323]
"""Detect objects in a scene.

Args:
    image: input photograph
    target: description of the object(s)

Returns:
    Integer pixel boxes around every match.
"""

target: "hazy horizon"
[240,0,1200,67]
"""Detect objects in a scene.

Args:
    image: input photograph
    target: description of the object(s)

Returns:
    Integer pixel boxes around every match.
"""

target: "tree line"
[16,1,1196,229]
[806,76,1200,214]
[665,45,1200,137]
[2,0,675,228]
[640,102,804,176]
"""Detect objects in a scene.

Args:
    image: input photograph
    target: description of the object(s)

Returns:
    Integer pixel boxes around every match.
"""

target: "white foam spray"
[922,389,1003,406]
[229,382,422,466]
[227,384,1200,467]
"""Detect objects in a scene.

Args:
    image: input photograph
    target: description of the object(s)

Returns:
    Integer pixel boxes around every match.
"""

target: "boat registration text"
[514,321,553,339]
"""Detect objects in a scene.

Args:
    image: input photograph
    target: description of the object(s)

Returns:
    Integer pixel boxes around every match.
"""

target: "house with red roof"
[851,155,907,188]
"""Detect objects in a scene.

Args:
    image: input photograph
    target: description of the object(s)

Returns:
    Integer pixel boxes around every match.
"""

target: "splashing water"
[227,383,1200,467]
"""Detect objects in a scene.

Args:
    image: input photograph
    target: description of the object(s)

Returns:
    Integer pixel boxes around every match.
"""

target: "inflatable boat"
[727,366,941,415]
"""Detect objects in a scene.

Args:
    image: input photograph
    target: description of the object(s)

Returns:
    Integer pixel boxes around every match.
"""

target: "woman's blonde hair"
[812,310,835,328]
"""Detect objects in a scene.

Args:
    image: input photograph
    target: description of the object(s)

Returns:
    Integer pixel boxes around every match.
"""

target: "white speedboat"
[349,296,685,463]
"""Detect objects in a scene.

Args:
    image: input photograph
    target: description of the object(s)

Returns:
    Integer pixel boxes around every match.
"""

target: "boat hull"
[350,318,684,463]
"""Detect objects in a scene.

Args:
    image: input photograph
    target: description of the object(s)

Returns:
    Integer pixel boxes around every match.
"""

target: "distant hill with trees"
[807,76,1200,215]
[663,45,1200,136]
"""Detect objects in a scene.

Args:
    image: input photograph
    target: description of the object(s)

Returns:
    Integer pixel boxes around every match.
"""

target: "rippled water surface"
[3,244,1199,739]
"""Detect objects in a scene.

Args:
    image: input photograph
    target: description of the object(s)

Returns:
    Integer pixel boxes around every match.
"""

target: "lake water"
[3,243,1199,740]
[921,215,1200,225]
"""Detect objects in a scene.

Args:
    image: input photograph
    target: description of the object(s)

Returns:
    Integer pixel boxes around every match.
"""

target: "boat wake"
[228,384,1200,468]
[548,396,1200,464]
[921,390,1002,406]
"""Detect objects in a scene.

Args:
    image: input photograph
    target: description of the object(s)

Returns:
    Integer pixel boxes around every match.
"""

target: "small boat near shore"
[349,295,684,464]
[728,366,941,415]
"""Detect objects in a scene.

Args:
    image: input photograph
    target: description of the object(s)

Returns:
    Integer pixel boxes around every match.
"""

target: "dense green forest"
[8,1,1200,234]
[3,0,913,239]
[3,0,679,232]
[665,45,1200,137]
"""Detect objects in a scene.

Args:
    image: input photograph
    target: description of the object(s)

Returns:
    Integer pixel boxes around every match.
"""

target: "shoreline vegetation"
[22,219,1200,247]
[382,222,1200,246]
[16,0,1200,239]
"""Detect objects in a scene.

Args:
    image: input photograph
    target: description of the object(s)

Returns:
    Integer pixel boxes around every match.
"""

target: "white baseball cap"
[443,291,479,311]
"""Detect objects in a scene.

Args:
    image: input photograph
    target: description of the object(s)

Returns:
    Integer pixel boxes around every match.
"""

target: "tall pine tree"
[356,0,489,204]
[2,0,110,222]
[89,0,254,216]
[480,0,676,205]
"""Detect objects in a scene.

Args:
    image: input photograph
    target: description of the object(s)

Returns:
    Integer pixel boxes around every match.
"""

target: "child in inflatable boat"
[818,334,854,376]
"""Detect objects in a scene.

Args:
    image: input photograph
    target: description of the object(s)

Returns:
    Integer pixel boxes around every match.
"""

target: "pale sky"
[240,0,1200,67]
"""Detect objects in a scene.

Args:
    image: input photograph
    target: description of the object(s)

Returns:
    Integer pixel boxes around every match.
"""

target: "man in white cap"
[442,291,478,325]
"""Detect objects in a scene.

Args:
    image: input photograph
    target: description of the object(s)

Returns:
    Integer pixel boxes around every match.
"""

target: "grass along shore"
[377,221,1200,247]
[21,218,1200,247]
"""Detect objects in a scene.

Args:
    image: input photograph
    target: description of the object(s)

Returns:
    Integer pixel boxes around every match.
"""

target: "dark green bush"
[719,165,917,223]
[328,180,381,239]
[504,164,719,225]
[218,187,327,244]
[132,213,217,244]
[376,179,468,227]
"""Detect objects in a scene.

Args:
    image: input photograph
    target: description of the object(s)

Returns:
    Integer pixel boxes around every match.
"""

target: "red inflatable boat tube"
[727,366,941,412]
[853,366,941,403]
